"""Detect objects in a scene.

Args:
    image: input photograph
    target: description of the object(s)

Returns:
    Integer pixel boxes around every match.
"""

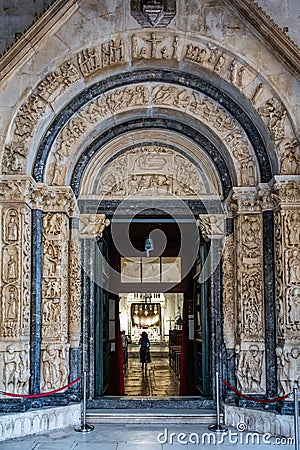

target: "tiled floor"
[0,423,295,449]
[124,345,179,396]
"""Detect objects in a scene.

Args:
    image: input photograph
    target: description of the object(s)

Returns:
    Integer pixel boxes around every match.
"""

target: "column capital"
[231,187,261,213]
[197,214,226,240]
[79,214,110,239]
[30,184,79,216]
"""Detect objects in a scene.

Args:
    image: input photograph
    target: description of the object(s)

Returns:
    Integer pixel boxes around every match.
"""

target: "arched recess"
[27,65,275,401]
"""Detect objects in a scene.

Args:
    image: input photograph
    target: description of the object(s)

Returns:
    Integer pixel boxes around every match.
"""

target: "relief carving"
[2,344,30,394]
[79,214,110,239]
[68,230,81,347]
[258,97,287,141]
[235,344,265,394]
[276,346,300,395]
[2,143,27,174]
[13,94,47,143]
[222,234,235,348]
[102,39,125,66]
[77,48,101,77]
[279,138,300,175]
[41,213,69,344]
[96,146,209,198]
[41,344,70,391]
[131,34,178,60]
[37,61,80,102]
[197,214,225,239]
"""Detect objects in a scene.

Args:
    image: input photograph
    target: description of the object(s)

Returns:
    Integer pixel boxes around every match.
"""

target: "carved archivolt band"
[1,32,298,181]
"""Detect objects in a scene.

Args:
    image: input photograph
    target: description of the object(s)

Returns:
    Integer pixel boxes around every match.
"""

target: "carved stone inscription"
[41,212,69,392]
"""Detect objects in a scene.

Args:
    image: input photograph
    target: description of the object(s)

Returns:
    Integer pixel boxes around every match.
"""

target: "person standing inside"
[139,331,151,370]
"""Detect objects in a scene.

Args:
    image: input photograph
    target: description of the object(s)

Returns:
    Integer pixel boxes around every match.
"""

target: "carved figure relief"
[41,213,69,344]
[131,34,178,60]
[68,232,81,346]
[1,143,27,174]
[222,234,235,348]
[77,48,101,77]
[279,138,300,175]
[79,214,110,238]
[96,146,209,198]
[235,344,265,394]
[258,97,287,141]
[287,249,300,285]
[2,344,30,394]
[37,61,80,102]
[41,344,69,391]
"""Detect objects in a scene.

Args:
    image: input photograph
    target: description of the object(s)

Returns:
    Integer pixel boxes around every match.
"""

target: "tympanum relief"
[95,146,213,199]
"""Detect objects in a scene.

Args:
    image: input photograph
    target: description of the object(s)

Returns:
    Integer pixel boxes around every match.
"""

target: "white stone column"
[0,176,33,395]
[232,188,266,395]
[273,177,300,397]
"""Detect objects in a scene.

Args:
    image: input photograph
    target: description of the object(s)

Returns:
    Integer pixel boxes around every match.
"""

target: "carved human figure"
[132,35,138,59]
[42,345,60,390]
[214,53,226,73]
[43,244,58,276]
[288,287,300,328]
[145,32,162,58]
[6,212,18,241]
[3,345,20,392]
[59,344,70,386]
[244,279,261,335]
[18,346,30,394]
[276,347,289,395]
[287,348,300,390]
[251,83,263,105]
[244,345,262,392]
[172,35,179,60]
[287,212,300,246]
[281,143,300,174]
[288,250,300,284]
[6,292,18,320]
[7,254,17,281]
[230,59,238,85]
[235,344,247,391]
[238,67,245,87]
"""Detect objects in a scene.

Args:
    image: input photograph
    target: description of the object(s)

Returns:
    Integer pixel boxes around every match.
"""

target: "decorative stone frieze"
[2,32,298,183]
[232,188,266,394]
[273,177,300,396]
[68,227,81,348]
[222,234,235,349]
[0,184,32,395]
[40,212,70,392]
[44,82,257,188]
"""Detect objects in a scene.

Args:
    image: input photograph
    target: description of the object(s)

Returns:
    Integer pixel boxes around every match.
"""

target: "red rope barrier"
[221,378,290,403]
[0,377,80,399]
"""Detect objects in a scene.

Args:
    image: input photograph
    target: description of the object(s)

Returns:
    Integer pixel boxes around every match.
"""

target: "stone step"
[87,408,220,424]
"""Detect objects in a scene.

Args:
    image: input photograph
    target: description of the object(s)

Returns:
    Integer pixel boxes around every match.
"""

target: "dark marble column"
[30,209,43,394]
[263,210,277,405]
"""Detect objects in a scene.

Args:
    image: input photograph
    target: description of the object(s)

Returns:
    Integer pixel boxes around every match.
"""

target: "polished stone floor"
[0,422,295,449]
[124,345,179,396]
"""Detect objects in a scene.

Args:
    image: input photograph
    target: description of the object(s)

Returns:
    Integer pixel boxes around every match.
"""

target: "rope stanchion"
[221,378,291,403]
[0,377,80,399]
[74,370,94,433]
[208,372,228,432]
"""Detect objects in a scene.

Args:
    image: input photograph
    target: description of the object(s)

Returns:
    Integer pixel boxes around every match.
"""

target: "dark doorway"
[93,217,211,397]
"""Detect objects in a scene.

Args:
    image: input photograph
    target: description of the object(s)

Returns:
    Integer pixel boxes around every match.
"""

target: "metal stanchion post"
[294,388,299,450]
[75,371,94,433]
[208,371,228,432]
